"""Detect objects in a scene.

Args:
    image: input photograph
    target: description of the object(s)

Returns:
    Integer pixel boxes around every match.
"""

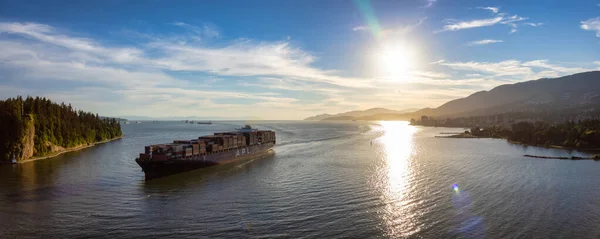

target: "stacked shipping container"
[139,129,275,160]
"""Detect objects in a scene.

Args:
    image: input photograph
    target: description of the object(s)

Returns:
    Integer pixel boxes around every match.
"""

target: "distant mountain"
[119,116,263,121]
[322,116,355,121]
[413,71,600,118]
[304,114,334,121]
[100,116,128,121]
[307,71,600,121]
[304,107,418,120]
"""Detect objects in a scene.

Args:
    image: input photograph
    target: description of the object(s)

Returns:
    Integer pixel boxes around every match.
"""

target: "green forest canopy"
[0,96,122,162]
[412,115,600,149]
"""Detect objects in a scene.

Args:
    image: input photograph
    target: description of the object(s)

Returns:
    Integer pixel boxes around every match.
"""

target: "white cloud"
[414,77,506,89]
[353,26,368,31]
[382,17,427,36]
[0,22,143,64]
[0,21,379,119]
[0,22,371,89]
[353,17,427,36]
[441,60,532,76]
[524,22,544,27]
[411,71,450,78]
[522,60,586,73]
[510,28,517,34]
[468,39,503,45]
[478,7,499,14]
[0,21,596,119]
[440,17,503,31]
[238,77,344,95]
[204,77,223,84]
[581,17,600,37]
[441,59,597,80]
[500,15,528,27]
[172,22,220,39]
[424,0,437,8]
[151,41,372,88]
[438,10,530,33]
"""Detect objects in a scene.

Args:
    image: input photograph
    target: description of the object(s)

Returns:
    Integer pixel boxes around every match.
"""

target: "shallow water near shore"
[0,121,599,238]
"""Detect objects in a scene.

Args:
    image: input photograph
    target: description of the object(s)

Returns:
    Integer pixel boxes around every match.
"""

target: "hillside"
[310,71,600,121]
[322,116,356,121]
[304,114,334,121]
[422,71,600,117]
[304,107,417,121]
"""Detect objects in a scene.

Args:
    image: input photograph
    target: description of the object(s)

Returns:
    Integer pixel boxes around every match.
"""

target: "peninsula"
[413,116,600,153]
[0,96,122,163]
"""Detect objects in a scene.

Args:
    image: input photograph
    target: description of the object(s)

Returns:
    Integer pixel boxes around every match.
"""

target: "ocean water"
[0,121,599,238]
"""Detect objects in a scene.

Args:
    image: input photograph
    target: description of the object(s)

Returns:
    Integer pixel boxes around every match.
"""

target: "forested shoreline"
[412,115,600,150]
[0,96,122,162]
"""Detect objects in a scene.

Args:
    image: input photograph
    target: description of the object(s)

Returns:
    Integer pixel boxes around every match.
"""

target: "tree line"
[411,115,600,149]
[480,120,600,149]
[0,96,122,162]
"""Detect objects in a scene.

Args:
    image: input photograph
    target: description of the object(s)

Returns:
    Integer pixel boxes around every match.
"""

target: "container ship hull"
[137,142,274,181]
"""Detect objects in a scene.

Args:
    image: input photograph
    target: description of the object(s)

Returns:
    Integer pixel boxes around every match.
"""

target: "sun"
[378,42,417,80]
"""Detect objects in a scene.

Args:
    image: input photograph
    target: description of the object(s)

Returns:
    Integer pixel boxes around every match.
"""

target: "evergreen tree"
[0,96,122,162]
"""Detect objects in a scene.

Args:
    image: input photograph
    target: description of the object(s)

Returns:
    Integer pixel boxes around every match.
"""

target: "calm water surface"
[1,121,599,238]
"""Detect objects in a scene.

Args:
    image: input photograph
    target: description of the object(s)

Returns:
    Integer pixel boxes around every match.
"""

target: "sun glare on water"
[372,121,422,236]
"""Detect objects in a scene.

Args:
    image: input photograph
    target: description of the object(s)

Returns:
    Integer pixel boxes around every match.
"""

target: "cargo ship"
[135,125,275,180]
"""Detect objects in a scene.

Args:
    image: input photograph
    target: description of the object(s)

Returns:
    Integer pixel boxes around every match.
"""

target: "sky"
[0,0,599,120]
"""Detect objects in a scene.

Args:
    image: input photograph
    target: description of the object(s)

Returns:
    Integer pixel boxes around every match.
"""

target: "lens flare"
[353,0,382,38]
[450,184,487,237]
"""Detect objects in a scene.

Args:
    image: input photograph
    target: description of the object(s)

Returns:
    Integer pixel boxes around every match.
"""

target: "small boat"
[136,121,142,124]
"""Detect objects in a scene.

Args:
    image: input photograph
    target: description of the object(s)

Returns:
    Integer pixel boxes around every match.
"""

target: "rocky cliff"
[19,116,35,161]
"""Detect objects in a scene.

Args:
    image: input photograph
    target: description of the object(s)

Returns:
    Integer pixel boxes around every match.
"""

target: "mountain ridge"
[305,71,600,121]
[304,107,418,120]
[418,71,600,117]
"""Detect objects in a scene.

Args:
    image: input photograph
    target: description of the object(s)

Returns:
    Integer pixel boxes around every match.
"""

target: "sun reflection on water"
[373,121,420,237]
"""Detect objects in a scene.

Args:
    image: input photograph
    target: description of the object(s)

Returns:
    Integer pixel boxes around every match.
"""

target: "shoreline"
[435,134,493,139]
[524,154,600,161]
[413,124,600,153]
[435,131,600,153]
[16,136,124,164]
[506,139,600,152]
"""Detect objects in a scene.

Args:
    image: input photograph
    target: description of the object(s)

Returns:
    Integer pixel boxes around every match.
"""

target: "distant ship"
[136,125,275,180]
[197,121,212,125]
[136,121,142,124]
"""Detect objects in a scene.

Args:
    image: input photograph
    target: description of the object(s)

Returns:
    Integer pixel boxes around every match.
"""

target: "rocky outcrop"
[20,117,35,160]
[18,115,35,161]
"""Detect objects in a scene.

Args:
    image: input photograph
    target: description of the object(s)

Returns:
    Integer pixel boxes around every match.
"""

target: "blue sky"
[0,0,599,119]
